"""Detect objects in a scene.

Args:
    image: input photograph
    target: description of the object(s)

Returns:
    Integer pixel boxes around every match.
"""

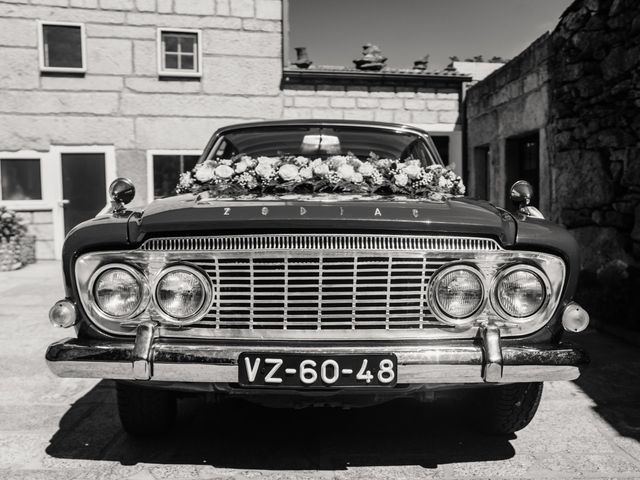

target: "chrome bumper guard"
[46,322,587,384]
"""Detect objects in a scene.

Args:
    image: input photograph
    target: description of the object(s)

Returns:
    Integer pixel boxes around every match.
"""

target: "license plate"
[238,353,397,388]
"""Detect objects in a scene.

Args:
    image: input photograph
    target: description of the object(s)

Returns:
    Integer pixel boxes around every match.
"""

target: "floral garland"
[176,154,465,200]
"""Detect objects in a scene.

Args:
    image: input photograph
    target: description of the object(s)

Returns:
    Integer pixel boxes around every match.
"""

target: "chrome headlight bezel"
[87,263,150,322]
[151,264,213,326]
[428,264,487,327]
[490,264,551,323]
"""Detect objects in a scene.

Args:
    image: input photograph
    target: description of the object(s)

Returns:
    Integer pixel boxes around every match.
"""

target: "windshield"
[205,126,442,166]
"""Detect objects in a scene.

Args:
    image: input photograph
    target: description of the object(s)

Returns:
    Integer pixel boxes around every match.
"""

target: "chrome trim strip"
[46,337,587,384]
[139,234,502,253]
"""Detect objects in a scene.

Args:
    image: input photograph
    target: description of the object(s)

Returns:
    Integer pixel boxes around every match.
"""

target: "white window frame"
[146,150,202,204]
[37,20,87,74]
[157,28,203,78]
[0,151,53,210]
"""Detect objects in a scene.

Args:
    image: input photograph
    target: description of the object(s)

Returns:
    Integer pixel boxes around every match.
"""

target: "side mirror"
[109,177,135,214]
[509,180,544,219]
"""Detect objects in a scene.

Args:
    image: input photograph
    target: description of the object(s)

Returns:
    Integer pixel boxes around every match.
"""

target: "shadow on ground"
[46,384,516,469]
[571,330,640,442]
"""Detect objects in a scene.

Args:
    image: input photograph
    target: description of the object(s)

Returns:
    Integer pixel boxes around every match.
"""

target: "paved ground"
[1,261,640,479]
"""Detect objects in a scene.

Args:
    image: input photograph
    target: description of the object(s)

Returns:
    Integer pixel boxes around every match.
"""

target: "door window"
[61,153,106,233]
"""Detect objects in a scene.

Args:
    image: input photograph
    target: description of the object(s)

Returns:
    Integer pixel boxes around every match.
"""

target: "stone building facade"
[466,0,640,329]
[0,0,469,260]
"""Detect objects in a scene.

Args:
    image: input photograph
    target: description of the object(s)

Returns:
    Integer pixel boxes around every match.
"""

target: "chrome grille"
[140,234,501,253]
[190,255,455,331]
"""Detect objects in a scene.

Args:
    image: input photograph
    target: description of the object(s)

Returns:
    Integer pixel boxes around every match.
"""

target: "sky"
[289,0,574,70]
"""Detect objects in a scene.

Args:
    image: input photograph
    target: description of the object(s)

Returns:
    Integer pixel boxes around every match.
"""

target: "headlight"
[90,265,148,319]
[493,266,547,320]
[430,265,485,325]
[153,265,211,324]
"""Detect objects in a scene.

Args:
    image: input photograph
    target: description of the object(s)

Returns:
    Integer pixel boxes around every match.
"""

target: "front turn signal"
[49,299,77,328]
[562,302,589,333]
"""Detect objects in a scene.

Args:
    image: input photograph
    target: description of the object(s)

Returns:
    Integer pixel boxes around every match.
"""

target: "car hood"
[130,193,517,245]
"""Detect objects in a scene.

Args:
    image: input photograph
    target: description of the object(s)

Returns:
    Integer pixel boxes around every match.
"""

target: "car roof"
[214,119,432,138]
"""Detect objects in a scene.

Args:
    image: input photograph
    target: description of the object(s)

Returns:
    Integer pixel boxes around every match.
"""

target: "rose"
[294,156,309,167]
[394,173,409,187]
[255,162,275,179]
[358,163,375,177]
[352,172,364,184]
[278,164,299,181]
[313,163,330,177]
[220,159,233,166]
[337,164,355,181]
[329,156,348,168]
[194,161,215,182]
[235,160,248,173]
[299,166,313,180]
[402,163,422,180]
[214,165,234,179]
[438,176,448,189]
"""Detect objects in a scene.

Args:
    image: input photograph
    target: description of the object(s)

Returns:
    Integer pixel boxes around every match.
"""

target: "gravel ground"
[1,261,639,480]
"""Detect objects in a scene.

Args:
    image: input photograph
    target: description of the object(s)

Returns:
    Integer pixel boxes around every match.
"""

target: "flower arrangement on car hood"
[177,154,465,200]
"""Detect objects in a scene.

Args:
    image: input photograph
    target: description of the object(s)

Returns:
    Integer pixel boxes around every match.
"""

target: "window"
[157,29,202,77]
[38,21,86,73]
[0,158,42,201]
[149,152,201,201]
[505,132,540,207]
[431,136,450,165]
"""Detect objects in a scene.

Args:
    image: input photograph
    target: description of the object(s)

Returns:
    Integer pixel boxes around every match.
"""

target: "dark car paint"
[62,195,578,347]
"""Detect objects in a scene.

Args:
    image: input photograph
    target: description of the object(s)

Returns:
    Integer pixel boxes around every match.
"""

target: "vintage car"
[46,120,589,436]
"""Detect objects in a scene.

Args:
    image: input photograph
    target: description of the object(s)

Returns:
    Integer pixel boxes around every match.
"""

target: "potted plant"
[0,206,29,271]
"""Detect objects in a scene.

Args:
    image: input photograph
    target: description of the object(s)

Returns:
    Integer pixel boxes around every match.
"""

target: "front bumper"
[46,322,588,385]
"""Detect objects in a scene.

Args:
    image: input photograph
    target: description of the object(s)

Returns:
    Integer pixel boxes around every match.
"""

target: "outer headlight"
[90,264,148,319]
[492,265,548,320]
[429,265,485,325]
[153,265,212,324]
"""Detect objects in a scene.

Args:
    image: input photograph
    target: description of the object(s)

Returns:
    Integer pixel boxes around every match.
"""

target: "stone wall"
[466,0,640,330]
[282,84,460,126]
[465,34,552,211]
[548,0,640,271]
[0,0,284,209]
[547,0,640,329]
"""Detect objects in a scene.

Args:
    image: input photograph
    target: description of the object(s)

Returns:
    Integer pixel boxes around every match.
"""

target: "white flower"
[257,156,279,167]
[329,156,348,168]
[337,164,355,181]
[371,170,384,185]
[352,172,364,184]
[278,163,299,181]
[402,163,422,180]
[235,161,248,173]
[358,162,375,177]
[313,163,330,177]
[194,161,215,182]
[294,156,309,167]
[255,162,276,179]
[438,176,448,188]
[458,184,466,195]
[394,173,409,187]
[299,166,313,180]
[214,165,234,179]
[220,159,233,166]
[178,171,193,189]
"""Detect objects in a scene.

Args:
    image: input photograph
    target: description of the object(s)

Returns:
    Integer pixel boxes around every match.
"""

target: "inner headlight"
[494,266,547,319]
[153,266,211,324]
[430,266,485,325]
[92,265,147,319]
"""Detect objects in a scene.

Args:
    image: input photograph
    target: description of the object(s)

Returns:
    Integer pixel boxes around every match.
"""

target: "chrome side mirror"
[109,177,135,214]
[509,180,544,219]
